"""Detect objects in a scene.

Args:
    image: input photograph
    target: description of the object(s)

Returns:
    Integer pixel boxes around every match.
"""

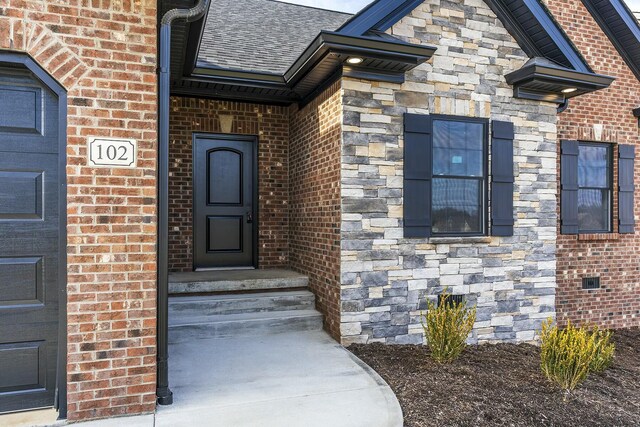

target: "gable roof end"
[341,0,593,74]
[581,0,640,81]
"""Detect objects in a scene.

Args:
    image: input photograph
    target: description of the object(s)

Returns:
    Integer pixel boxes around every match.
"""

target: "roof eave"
[505,63,615,103]
[188,31,436,104]
[284,31,436,85]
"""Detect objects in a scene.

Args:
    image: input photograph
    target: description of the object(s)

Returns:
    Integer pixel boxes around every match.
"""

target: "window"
[431,116,487,235]
[404,113,514,239]
[577,143,612,233]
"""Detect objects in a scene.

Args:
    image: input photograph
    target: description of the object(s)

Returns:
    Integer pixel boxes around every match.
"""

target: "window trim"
[429,114,489,237]
[577,141,614,234]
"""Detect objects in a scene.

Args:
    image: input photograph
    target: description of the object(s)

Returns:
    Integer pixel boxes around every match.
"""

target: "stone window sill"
[578,233,619,241]
[428,236,492,244]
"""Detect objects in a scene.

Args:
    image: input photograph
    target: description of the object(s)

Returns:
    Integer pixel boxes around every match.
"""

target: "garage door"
[0,63,64,413]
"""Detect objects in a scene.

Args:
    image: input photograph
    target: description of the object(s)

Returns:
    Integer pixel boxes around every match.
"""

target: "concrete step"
[169,269,309,294]
[169,290,316,317]
[168,309,324,342]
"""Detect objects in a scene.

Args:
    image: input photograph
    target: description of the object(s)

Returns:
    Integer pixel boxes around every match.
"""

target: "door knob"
[246,212,253,224]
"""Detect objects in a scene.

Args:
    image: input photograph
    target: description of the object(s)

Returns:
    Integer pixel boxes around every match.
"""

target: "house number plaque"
[88,137,137,168]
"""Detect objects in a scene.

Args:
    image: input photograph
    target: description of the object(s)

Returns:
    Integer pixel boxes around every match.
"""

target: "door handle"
[246,212,253,224]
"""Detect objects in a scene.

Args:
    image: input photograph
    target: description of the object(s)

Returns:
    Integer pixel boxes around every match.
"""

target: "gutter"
[157,0,211,406]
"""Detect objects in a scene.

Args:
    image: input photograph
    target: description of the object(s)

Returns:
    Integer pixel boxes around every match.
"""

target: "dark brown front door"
[193,134,257,269]
[0,65,63,412]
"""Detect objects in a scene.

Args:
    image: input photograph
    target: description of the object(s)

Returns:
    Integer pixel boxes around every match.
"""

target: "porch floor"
[155,330,402,426]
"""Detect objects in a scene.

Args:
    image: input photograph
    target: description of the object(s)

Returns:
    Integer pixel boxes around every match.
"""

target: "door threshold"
[195,266,256,272]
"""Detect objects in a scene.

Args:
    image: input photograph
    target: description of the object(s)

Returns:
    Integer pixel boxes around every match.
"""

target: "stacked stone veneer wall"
[168,97,289,271]
[1,0,158,421]
[289,81,343,339]
[339,0,559,345]
[546,0,640,328]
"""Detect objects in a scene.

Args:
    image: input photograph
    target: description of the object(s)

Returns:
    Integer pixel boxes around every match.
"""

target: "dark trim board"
[191,133,259,270]
[0,51,68,420]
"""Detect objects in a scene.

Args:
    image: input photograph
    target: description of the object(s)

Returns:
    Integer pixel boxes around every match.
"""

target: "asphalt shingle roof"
[198,0,353,74]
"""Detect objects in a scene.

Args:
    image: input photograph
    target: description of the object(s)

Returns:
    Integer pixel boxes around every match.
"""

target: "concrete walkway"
[68,330,402,427]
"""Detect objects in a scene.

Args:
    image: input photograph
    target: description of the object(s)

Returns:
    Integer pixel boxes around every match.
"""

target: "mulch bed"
[349,328,640,427]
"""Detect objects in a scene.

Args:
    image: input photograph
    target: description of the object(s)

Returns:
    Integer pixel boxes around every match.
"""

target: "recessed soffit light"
[346,57,364,65]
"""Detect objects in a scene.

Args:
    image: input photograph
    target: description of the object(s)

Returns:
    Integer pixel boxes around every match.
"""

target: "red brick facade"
[168,97,289,271]
[548,0,640,328]
[0,0,159,421]
[289,81,343,339]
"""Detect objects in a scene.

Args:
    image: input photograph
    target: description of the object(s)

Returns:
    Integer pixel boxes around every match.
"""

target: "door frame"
[191,133,259,270]
[0,52,68,419]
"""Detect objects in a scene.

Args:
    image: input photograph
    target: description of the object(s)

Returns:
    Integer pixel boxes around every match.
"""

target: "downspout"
[557,99,569,114]
[157,0,211,406]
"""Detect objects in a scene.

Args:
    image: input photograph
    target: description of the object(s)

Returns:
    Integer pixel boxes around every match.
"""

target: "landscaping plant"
[539,318,615,391]
[421,289,476,363]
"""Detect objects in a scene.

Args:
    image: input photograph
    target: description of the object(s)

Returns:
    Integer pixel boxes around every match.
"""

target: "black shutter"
[404,113,432,238]
[618,144,635,234]
[560,140,579,234]
[490,120,514,236]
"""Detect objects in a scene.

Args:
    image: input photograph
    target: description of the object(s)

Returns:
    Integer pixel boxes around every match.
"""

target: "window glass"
[433,120,484,177]
[432,178,481,233]
[577,143,611,233]
[578,189,609,232]
[431,118,485,235]
[578,145,609,188]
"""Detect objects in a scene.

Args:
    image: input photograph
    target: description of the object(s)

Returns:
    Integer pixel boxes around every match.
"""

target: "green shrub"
[539,319,615,391]
[588,325,615,373]
[421,289,476,364]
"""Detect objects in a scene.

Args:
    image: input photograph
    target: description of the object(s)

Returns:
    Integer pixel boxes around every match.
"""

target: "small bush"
[421,290,476,364]
[539,319,615,391]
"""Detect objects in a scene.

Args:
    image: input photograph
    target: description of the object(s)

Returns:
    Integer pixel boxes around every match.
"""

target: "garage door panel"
[0,73,59,154]
[0,65,62,413]
[0,153,58,214]
[0,341,47,392]
[0,85,42,135]
[0,171,44,220]
[0,253,58,308]
[0,257,44,306]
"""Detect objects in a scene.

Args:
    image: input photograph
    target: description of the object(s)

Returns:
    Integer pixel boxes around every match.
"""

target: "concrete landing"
[169,269,308,294]
[155,330,403,427]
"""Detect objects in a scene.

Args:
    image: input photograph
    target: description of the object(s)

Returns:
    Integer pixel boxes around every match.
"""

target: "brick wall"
[0,0,158,421]
[289,81,343,339]
[168,97,289,271]
[546,0,640,329]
